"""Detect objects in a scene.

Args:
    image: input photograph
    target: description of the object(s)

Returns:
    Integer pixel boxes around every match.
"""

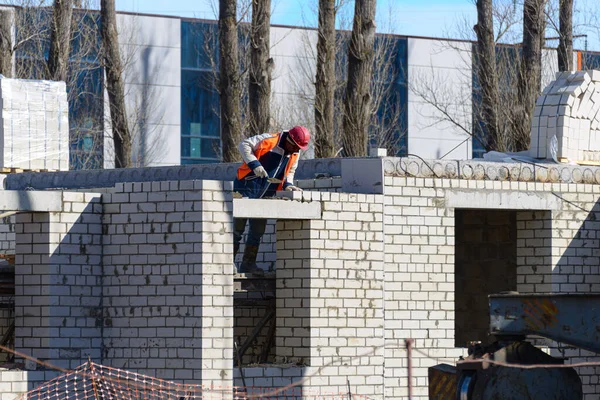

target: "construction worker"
[233,126,311,276]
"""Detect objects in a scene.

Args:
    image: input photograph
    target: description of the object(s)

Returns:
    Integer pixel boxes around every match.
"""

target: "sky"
[114,0,476,36]
[114,0,600,51]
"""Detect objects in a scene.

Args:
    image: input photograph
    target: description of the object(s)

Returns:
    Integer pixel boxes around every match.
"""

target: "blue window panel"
[181,20,222,164]
[333,34,408,157]
[181,158,216,165]
[471,45,487,159]
[582,52,600,70]
[181,70,220,137]
[181,70,221,162]
[181,137,201,158]
[69,12,103,169]
[69,64,104,170]
[14,58,46,80]
[14,8,104,170]
[182,20,218,71]
[370,36,408,157]
[201,137,221,158]
[14,8,51,60]
[71,12,102,64]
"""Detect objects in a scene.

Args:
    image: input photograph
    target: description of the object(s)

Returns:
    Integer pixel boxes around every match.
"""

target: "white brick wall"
[517,200,600,397]
[0,215,15,253]
[5,158,600,399]
[14,192,102,370]
[382,173,600,399]
[0,370,60,400]
[383,176,459,399]
[101,180,234,388]
[276,192,385,398]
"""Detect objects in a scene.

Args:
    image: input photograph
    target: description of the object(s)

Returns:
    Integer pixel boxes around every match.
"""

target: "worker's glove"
[253,165,268,178]
[285,185,303,192]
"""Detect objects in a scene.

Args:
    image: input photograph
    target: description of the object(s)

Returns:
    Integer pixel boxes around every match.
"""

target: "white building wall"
[103,13,181,168]
[270,26,317,135]
[542,48,560,90]
[407,38,474,160]
[93,14,596,168]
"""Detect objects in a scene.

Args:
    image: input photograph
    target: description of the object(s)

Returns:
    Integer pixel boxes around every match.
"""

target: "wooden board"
[558,158,600,166]
[574,160,600,166]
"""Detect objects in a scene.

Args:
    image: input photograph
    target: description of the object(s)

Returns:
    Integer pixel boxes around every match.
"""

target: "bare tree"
[314,0,336,158]
[100,0,131,168]
[474,0,502,151]
[0,1,166,169]
[558,0,573,71]
[47,0,73,81]
[0,9,12,77]
[409,0,529,156]
[368,32,407,156]
[248,0,272,135]
[279,0,405,157]
[516,0,546,151]
[219,0,242,162]
[342,0,376,157]
[104,16,168,168]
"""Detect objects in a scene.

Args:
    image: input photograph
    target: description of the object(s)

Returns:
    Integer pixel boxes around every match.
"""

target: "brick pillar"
[275,220,311,363]
[197,180,235,389]
[14,192,103,370]
[102,180,233,391]
[276,192,385,398]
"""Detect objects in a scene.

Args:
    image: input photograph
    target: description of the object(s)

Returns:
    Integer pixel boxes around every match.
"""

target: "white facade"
[103,13,182,168]
[407,38,474,160]
[85,11,598,167]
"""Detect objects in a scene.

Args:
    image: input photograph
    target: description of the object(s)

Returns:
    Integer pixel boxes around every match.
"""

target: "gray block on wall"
[341,158,384,194]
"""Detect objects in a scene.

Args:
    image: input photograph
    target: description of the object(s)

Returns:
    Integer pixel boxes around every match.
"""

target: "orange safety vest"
[236,133,299,191]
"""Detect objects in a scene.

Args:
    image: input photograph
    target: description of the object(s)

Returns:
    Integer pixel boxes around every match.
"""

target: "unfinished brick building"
[0,156,598,399]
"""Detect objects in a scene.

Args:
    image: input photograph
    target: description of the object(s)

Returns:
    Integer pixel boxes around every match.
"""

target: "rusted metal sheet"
[490,293,600,353]
[428,364,457,400]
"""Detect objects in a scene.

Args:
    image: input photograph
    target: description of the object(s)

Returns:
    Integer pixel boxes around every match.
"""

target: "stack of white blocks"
[530,70,600,162]
[0,76,69,170]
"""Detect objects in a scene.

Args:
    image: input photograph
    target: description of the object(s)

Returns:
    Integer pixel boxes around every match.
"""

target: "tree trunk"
[558,0,573,72]
[314,0,336,158]
[249,0,272,135]
[47,0,73,82]
[474,0,501,151]
[0,8,12,78]
[219,0,242,162]
[342,0,376,157]
[517,0,546,151]
[100,0,131,168]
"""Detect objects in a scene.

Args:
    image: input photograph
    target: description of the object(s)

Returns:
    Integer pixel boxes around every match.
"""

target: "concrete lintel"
[0,190,63,212]
[445,190,561,210]
[233,198,321,219]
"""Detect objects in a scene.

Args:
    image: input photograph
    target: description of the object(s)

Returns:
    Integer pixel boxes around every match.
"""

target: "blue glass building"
[14,8,104,170]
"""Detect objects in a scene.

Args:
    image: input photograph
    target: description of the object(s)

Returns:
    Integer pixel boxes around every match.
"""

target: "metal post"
[406,338,414,400]
[347,377,352,400]
[233,340,247,396]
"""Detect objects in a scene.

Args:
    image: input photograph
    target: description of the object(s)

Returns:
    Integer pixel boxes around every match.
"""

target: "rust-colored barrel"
[429,364,457,400]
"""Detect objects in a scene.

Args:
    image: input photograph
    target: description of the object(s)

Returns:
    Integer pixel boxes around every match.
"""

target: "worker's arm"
[238,133,274,170]
[283,155,300,190]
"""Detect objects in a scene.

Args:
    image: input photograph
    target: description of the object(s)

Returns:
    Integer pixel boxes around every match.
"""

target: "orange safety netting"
[18,361,367,400]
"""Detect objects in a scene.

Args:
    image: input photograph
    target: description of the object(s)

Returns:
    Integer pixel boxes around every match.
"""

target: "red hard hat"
[288,126,310,150]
